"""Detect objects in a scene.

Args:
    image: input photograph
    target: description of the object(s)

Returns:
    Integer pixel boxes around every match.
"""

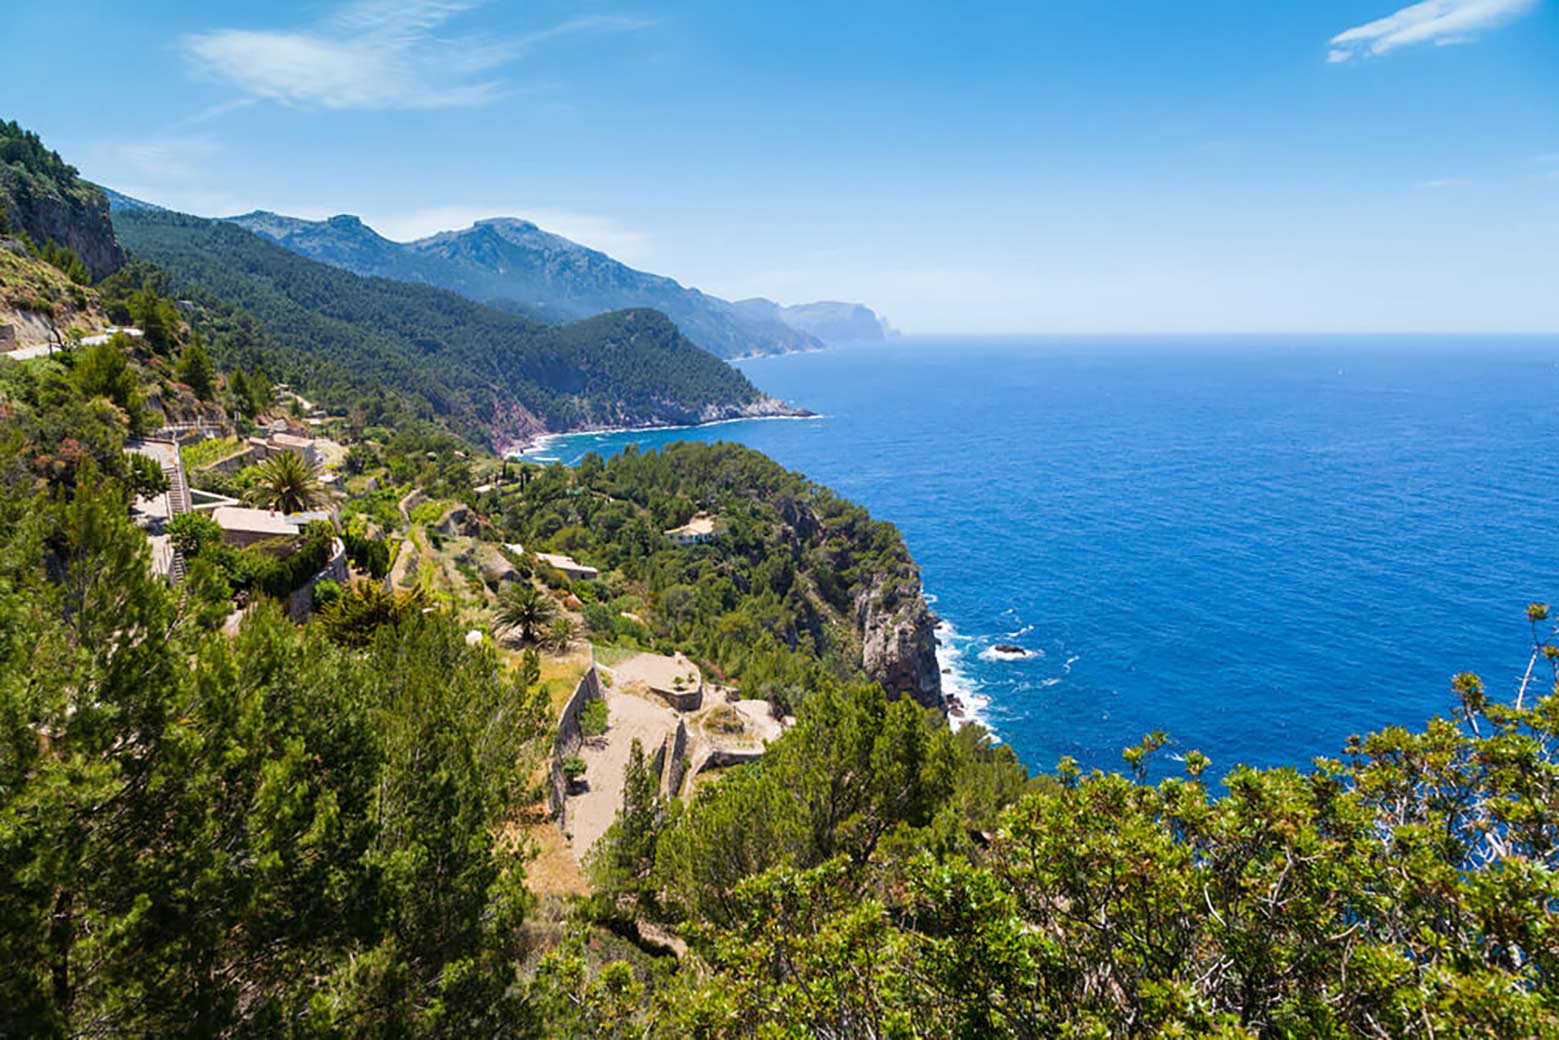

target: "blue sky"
[7,0,1558,332]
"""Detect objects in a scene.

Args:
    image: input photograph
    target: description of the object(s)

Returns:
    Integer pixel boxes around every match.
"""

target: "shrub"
[125,451,170,499]
[312,579,344,610]
[580,698,609,739]
[582,603,616,637]
[165,511,224,557]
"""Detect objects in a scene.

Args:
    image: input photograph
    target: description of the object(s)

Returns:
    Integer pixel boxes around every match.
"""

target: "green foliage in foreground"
[570,648,1559,1037]
[0,458,552,1036]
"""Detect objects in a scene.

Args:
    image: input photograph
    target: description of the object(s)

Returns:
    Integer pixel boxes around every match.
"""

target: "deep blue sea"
[525,336,1559,777]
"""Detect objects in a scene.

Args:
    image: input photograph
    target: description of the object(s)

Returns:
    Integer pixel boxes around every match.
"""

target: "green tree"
[545,615,578,653]
[71,338,144,433]
[164,511,223,556]
[175,333,215,399]
[127,284,178,350]
[317,580,430,648]
[245,450,325,514]
[589,737,669,915]
[123,451,169,499]
[494,583,557,644]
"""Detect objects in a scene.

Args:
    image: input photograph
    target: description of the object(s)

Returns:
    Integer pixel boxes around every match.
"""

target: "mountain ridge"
[111,208,802,450]
[214,207,889,357]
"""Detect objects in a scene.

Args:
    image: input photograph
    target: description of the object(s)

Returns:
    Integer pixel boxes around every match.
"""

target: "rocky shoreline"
[503,402,819,458]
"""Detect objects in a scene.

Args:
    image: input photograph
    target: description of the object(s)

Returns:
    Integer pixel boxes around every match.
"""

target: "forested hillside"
[5,115,1556,1039]
[113,209,797,448]
[490,442,943,711]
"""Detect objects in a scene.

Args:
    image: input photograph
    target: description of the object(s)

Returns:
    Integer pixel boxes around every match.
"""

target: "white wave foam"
[934,619,995,737]
[1062,654,1080,673]
[1037,677,1061,688]
[979,646,1034,663]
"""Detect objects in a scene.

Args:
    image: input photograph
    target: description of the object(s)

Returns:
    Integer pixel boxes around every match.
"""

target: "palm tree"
[544,616,577,653]
[247,450,325,514]
[495,583,557,644]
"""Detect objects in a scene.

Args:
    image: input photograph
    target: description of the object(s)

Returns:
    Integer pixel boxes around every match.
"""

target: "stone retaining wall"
[548,664,603,825]
[287,538,349,622]
[662,719,690,797]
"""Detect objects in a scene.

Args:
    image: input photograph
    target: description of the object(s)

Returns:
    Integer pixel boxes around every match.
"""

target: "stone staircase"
[160,447,192,584]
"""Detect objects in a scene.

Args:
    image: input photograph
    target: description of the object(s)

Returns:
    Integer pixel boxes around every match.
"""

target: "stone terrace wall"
[661,719,690,798]
[549,664,603,825]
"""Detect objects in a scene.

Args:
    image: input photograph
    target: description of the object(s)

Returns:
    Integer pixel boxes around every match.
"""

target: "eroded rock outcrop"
[856,568,944,711]
[1,123,123,279]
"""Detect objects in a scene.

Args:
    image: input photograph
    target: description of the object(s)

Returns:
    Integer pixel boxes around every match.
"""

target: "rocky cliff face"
[855,568,944,711]
[5,186,122,279]
[0,124,122,279]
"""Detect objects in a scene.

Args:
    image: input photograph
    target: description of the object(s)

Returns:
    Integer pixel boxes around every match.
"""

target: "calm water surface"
[525,336,1559,776]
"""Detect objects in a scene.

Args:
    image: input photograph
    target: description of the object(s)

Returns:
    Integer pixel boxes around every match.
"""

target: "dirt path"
[562,686,678,859]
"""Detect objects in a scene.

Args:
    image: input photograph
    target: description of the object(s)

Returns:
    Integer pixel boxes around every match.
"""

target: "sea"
[522,335,1559,777]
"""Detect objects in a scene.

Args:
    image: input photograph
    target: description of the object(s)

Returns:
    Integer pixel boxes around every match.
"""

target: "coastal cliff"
[855,568,944,711]
[734,297,895,344]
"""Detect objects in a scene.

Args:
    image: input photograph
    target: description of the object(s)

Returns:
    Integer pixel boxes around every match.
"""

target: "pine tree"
[229,368,249,415]
[129,284,171,349]
[175,333,215,399]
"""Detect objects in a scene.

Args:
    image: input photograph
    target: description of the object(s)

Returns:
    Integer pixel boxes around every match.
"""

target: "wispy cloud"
[115,138,220,182]
[1327,0,1537,63]
[1418,176,1472,189]
[182,0,649,110]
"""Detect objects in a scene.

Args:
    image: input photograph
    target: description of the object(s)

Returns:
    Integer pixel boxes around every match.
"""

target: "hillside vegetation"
[113,209,792,448]
[4,116,1556,1040]
[487,441,941,711]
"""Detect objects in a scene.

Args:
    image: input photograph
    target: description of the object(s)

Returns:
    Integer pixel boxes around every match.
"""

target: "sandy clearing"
[562,685,678,860]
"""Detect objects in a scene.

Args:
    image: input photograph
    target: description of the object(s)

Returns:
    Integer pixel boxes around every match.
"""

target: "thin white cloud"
[367,205,654,263]
[182,0,649,110]
[1327,0,1537,62]
[1418,176,1471,188]
[115,138,220,182]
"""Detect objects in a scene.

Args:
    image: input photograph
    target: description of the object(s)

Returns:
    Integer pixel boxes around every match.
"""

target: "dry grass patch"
[520,816,591,898]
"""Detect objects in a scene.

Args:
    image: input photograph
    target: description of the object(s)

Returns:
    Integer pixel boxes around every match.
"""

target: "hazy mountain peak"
[219,207,838,357]
[735,297,894,342]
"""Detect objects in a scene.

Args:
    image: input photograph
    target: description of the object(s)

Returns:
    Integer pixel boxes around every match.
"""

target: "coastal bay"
[526,334,1559,775]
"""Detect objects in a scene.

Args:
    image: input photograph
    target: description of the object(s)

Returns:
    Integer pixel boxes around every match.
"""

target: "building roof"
[666,514,718,537]
[211,507,302,538]
[536,551,598,576]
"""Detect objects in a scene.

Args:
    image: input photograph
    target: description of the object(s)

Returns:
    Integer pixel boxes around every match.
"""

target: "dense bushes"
[169,512,335,600]
[570,643,1559,1037]
[0,458,552,1035]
